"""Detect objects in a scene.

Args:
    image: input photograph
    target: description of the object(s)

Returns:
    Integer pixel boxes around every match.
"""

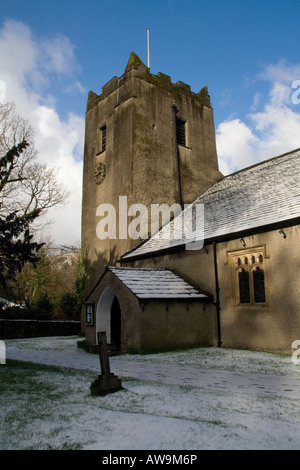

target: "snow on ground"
[6,335,300,376]
[4,336,82,352]
[1,336,300,450]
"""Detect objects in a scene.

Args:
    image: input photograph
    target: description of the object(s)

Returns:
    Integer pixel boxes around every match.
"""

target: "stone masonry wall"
[0,319,81,339]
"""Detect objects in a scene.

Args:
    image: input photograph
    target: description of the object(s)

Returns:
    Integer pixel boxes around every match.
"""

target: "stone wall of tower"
[81,52,222,296]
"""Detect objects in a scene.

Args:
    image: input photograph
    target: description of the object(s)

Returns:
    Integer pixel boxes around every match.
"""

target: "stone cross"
[97,331,111,376]
[90,331,122,396]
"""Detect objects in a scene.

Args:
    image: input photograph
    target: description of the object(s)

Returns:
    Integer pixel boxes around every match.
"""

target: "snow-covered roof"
[122,149,300,260]
[109,267,209,299]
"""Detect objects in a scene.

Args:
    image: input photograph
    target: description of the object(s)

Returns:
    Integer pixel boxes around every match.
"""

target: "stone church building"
[81,52,300,355]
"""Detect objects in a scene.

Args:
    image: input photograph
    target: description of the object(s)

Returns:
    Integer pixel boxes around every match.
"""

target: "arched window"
[238,268,250,304]
[230,247,266,306]
[253,266,266,303]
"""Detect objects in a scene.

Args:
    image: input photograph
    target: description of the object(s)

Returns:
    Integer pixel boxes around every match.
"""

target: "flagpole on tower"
[147,28,150,69]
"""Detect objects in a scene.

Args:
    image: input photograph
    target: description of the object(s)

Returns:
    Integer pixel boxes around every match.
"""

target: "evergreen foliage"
[0,141,43,287]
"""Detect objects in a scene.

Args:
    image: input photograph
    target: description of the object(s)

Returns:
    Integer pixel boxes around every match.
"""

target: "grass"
[2,338,300,450]
[0,360,95,450]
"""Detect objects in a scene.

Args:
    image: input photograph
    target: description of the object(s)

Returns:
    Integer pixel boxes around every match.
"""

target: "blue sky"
[1,0,300,244]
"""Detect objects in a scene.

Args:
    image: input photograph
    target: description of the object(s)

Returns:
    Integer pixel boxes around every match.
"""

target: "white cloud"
[41,34,80,76]
[0,19,85,246]
[216,60,300,174]
[64,80,87,95]
[250,92,262,111]
[28,106,84,245]
[216,119,260,174]
[0,20,37,83]
[259,60,300,85]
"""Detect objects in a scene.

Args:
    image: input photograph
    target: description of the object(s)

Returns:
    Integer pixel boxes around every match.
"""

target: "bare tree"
[0,101,70,286]
[0,101,69,221]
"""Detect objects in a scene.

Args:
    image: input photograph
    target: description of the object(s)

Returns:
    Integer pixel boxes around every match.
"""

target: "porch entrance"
[96,287,121,354]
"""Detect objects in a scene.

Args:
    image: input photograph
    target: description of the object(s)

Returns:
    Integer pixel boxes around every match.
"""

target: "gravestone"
[0,340,5,364]
[91,331,122,395]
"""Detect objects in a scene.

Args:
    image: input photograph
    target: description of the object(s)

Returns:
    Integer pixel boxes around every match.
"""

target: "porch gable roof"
[109,267,209,300]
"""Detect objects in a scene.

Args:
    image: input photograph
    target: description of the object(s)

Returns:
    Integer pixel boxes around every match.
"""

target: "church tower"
[81,51,222,295]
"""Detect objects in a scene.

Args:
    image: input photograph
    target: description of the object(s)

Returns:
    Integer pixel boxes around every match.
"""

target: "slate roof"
[109,267,209,299]
[122,149,300,260]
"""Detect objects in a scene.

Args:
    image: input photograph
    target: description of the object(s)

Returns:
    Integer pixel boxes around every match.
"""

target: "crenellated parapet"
[87,51,211,112]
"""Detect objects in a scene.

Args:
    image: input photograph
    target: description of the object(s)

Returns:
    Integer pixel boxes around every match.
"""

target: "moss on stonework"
[145,70,171,87]
[125,51,145,72]
[123,51,211,107]
[145,70,206,105]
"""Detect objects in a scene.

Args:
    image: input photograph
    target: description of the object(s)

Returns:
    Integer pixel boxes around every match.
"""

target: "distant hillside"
[49,246,80,297]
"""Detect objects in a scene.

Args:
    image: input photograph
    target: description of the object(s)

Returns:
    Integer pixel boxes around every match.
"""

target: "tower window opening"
[176,118,186,146]
[100,125,106,152]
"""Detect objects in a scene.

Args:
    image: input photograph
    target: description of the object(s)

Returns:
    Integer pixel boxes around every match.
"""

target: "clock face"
[94,162,106,184]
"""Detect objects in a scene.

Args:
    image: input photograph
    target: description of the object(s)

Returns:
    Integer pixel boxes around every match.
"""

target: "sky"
[0,0,300,246]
